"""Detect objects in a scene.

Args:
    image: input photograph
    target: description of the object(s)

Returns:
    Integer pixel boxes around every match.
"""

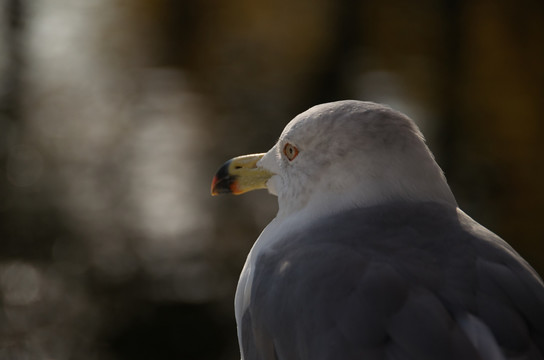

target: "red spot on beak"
[229,181,241,195]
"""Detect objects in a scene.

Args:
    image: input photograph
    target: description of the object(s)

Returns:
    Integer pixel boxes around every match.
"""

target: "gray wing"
[241,202,544,360]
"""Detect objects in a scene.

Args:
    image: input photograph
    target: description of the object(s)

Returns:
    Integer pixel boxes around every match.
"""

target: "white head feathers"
[258,100,457,218]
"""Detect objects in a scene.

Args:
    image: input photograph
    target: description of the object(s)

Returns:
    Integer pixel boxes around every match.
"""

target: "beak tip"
[210,175,222,196]
[210,176,219,196]
[210,173,237,196]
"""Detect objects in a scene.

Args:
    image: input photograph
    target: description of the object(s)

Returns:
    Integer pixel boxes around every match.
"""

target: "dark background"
[0,0,543,359]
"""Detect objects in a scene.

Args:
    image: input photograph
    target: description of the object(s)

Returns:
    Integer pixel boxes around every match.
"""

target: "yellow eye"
[283,143,299,161]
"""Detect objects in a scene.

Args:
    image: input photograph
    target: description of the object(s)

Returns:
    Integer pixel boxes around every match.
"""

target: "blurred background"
[0,0,543,358]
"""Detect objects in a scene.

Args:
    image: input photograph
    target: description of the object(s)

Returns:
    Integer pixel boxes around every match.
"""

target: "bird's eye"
[283,143,299,161]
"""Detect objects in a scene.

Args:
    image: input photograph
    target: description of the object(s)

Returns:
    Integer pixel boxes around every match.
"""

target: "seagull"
[211,100,544,360]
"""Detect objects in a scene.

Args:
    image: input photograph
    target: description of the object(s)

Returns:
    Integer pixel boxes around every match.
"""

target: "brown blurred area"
[0,0,542,359]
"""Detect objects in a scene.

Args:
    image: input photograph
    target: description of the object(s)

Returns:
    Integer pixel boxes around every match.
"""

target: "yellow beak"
[211,153,274,196]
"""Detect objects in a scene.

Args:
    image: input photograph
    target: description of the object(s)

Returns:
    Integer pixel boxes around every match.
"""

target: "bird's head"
[211,100,456,218]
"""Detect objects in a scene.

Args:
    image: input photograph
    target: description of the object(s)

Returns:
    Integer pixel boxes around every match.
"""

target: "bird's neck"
[276,176,457,221]
[276,149,457,220]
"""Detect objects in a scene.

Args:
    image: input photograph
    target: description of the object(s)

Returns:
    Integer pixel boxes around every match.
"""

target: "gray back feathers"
[241,202,544,360]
